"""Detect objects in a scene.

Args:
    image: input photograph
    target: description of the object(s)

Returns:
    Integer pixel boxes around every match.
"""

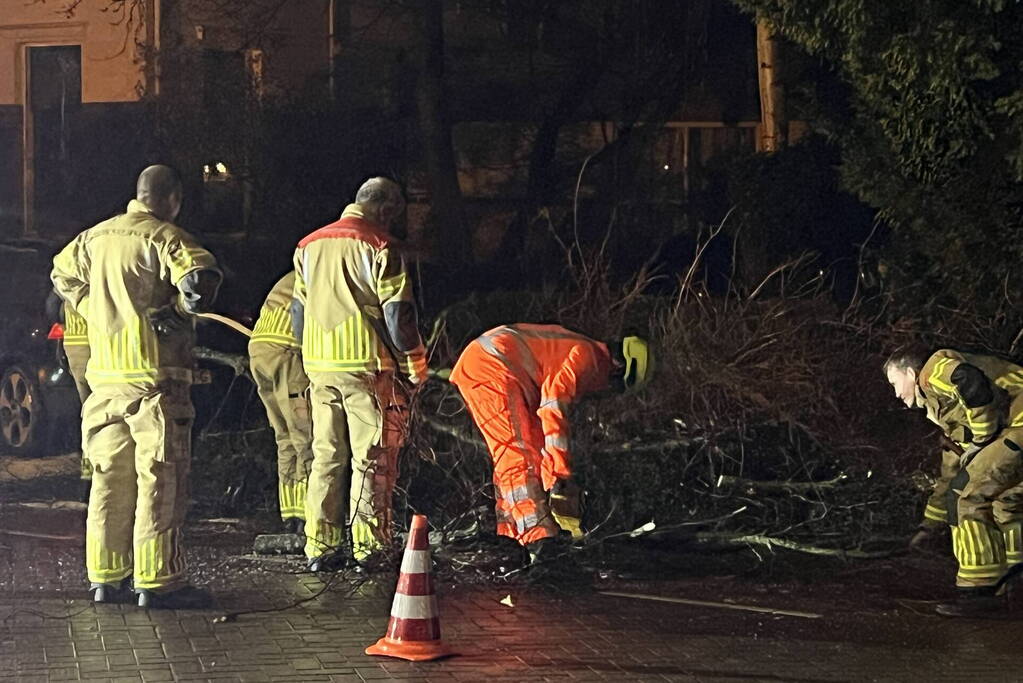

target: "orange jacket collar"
[298,204,393,250]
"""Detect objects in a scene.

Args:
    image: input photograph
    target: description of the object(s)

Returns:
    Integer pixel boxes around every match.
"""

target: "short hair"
[137,165,183,201]
[355,176,404,210]
[884,344,930,374]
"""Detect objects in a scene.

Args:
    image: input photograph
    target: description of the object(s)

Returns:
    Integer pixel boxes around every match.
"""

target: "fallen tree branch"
[421,416,692,457]
[595,506,749,543]
[689,531,896,559]
[422,415,487,450]
[716,473,850,492]
[0,528,79,542]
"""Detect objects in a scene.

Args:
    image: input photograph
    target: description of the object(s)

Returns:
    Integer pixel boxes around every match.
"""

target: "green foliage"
[731,0,1023,326]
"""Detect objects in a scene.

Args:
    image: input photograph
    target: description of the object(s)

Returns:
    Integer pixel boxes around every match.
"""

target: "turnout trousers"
[65,342,93,480]
[947,427,1023,588]
[303,371,405,560]
[249,343,312,521]
[82,380,193,591]
[452,357,561,546]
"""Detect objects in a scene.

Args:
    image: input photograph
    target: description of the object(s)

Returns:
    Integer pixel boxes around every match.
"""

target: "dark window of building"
[28,45,83,235]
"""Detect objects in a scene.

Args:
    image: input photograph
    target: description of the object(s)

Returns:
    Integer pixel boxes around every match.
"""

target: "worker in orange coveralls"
[449,324,652,563]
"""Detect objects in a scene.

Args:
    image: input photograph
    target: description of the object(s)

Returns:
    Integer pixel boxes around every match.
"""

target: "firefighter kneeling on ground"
[449,324,652,565]
[885,346,1023,616]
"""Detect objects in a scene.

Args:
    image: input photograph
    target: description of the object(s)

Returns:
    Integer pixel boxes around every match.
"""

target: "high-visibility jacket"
[251,272,300,349]
[51,200,221,387]
[293,204,426,378]
[450,323,611,487]
[917,349,1023,449]
[63,304,88,348]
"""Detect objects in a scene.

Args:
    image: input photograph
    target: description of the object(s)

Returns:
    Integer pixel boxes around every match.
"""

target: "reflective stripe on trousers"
[453,369,559,546]
[952,519,1006,588]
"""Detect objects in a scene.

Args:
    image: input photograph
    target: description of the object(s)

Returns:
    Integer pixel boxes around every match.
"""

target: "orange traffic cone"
[366,514,454,661]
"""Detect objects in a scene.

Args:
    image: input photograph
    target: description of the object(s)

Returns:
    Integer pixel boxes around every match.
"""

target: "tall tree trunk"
[415,0,469,267]
[756,17,786,152]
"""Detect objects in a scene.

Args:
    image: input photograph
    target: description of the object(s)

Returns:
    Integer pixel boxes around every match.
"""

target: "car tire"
[0,364,47,457]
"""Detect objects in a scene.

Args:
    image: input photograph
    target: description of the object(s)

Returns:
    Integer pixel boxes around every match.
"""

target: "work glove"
[428,367,452,381]
[408,365,430,386]
[958,443,982,466]
[550,479,584,540]
[147,303,191,338]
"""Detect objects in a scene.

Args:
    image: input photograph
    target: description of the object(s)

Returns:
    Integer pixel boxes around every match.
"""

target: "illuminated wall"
[0,0,150,105]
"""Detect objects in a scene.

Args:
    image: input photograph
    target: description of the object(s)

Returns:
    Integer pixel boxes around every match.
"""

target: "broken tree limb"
[596,506,750,543]
[192,346,250,378]
[422,416,487,450]
[599,591,821,619]
[421,415,691,457]
[689,532,895,559]
[0,528,80,542]
[716,473,850,492]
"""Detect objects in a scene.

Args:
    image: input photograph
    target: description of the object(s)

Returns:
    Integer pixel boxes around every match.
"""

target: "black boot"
[306,549,351,573]
[935,587,1007,617]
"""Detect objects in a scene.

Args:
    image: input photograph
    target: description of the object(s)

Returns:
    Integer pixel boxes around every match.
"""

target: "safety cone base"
[365,636,453,661]
[365,513,456,661]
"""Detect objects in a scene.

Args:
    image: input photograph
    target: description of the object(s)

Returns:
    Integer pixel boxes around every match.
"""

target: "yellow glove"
[551,511,584,540]
[550,479,584,540]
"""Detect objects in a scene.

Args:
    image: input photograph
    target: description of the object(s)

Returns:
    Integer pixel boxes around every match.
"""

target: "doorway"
[23,44,83,237]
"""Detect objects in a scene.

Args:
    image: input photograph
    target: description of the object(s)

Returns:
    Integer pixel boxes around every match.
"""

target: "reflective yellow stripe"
[252,305,299,347]
[377,272,407,300]
[279,480,307,519]
[304,520,342,557]
[86,535,131,584]
[924,504,947,522]
[134,528,186,590]
[64,305,88,342]
[929,358,955,392]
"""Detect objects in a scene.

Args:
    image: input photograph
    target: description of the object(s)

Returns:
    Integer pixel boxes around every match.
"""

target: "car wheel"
[0,364,47,457]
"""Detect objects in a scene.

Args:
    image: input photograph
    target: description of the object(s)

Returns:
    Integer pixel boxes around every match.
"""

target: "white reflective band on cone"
[391,593,439,619]
[400,549,431,575]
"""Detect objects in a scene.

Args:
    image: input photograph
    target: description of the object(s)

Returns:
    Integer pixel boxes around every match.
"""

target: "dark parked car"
[0,243,82,456]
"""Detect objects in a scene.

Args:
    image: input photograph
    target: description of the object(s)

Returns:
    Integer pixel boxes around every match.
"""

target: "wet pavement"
[2,476,1022,682]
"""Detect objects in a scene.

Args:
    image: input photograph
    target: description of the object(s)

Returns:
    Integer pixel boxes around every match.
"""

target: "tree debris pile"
[401,271,935,562]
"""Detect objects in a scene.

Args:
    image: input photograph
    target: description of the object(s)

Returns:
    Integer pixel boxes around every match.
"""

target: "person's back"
[51,165,221,608]
[297,207,413,374]
[67,204,213,385]
[251,271,300,349]
[918,349,1023,446]
[454,323,611,400]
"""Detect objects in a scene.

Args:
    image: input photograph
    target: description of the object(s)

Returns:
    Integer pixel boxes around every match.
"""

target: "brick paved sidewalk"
[2,508,1021,682]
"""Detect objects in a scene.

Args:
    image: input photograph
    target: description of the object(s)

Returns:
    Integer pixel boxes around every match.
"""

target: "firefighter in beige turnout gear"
[249,271,312,533]
[292,178,426,568]
[51,165,222,607]
[886,347,1023,616]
